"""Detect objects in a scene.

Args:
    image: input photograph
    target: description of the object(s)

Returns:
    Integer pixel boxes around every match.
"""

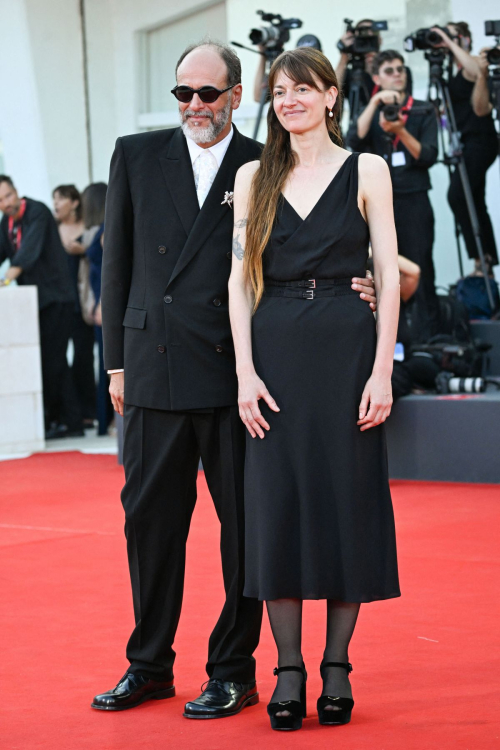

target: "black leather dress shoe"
[183,679,258,719]
[45,424,85,440]
[91,672,175,711]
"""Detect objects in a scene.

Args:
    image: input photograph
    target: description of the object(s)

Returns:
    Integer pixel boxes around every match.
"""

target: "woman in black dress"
[229,48,401,731]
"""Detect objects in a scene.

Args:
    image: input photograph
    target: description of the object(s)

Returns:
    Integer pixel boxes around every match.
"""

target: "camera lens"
[382,104,400,121]
[486,47,500,64]
[426,30,442,47]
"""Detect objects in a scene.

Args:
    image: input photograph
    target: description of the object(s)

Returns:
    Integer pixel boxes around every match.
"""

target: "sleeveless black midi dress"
[243,153,400,602]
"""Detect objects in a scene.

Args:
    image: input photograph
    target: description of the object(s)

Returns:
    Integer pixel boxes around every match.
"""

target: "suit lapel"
[167,126,245,286]
[159,128,199,238]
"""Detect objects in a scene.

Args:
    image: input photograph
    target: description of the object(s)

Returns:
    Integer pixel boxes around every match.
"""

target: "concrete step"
[386,391,500,484]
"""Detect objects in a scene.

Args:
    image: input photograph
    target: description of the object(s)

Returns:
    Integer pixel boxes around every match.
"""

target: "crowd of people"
[0,176,113,439]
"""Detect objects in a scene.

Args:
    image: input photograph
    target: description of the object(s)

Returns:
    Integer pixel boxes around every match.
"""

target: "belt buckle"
[304,278,315,299]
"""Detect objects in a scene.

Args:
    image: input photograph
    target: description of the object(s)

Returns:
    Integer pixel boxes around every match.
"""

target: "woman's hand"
[430,26,453,49]
[357,372,393,431]
[238,368,280,438]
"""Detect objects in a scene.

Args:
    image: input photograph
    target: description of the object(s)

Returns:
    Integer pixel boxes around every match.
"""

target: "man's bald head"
[176,40,241,88]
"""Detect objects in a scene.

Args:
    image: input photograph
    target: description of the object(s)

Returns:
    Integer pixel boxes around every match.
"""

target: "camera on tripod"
[337,18,387,58]
[404,26,453,53]
[485,20,500,65]
[249,10,302,52]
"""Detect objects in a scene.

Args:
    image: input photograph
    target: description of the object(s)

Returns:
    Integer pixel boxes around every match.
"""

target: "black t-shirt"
[346,96,438,194]
[448,70,496,139]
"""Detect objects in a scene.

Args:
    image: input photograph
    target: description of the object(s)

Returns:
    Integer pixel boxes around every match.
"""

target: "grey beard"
[180,99,231,144]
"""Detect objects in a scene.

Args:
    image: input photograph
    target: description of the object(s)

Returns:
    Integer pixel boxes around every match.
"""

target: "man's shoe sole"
[91,686,175,711]
[183,693,259,719]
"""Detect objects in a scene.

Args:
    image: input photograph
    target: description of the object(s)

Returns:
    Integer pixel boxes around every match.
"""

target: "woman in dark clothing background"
[432,23,498,273]
[53,184,96,427]
[81,182,113,436]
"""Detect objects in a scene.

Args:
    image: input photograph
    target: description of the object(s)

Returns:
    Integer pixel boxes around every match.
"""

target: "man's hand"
[352,273,377,311]
[379,111,405,134]
[374,90,400,106]
[109,372,124,416]
[340,31,354,53]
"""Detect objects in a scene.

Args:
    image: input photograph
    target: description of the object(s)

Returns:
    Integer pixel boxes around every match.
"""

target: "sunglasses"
[171,84,236,103]
[381,65,405,76]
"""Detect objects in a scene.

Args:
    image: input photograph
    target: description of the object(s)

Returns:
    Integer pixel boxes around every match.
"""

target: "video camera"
[249,10,302,52]
[485,20,500,65]
[337,18,387,57]
[404,26,453,53]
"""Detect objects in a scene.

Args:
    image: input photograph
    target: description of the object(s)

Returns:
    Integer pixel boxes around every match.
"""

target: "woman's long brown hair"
[244,47,344,310]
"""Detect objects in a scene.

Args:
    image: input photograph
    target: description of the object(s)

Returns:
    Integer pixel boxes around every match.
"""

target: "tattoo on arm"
[232,233,245,260]
[234,218,248,228]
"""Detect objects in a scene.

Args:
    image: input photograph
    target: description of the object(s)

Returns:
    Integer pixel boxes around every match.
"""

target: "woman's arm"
[228,162,280,439]
[472,50,494,116]
[431,27,480,81]
[357,153,400,431]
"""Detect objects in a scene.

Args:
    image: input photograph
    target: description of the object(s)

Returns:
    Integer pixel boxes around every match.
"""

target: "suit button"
[164,295,172,304]
[157,345,166,353]
[213,298,222,307]
[226,251,231,259]
[215,345,223,353]
[158,245,167,254]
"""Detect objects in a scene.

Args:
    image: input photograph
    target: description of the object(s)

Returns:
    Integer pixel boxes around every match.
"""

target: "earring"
[328,108,333,118]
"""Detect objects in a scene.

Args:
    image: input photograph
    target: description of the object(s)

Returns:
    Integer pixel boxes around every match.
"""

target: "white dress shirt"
[107,126,234,375]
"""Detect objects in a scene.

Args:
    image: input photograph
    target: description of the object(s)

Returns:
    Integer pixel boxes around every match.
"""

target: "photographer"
[432,23,498,272]
[335,19,379,110]
[253,34,322,103]
[347,50,439,341]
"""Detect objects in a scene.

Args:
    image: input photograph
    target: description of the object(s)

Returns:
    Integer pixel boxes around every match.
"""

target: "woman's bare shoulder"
[357,152,390,177]
[235,159,260,183]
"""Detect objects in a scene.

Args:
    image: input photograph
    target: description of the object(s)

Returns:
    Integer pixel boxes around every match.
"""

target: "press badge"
[392,151,406,167]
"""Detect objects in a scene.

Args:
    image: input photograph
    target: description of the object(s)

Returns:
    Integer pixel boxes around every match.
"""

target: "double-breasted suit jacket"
[101,125,262,411]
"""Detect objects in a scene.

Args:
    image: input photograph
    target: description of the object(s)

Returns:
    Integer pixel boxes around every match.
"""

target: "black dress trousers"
[121,403,262,683]
[38,301,83,431]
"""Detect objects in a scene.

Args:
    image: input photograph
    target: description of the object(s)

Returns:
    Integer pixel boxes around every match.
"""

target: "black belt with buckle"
[263,277,355,300]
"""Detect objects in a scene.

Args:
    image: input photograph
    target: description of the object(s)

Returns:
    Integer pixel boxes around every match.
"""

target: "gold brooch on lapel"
[221,191,234,209]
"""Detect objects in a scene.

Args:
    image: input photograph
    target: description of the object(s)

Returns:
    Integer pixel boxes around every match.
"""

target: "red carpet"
[1,452,499,749]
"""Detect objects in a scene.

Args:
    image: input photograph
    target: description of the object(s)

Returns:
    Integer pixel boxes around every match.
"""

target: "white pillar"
[0,287,45,456]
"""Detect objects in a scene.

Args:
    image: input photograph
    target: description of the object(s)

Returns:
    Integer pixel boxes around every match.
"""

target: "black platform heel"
[267,665,307,731]
[317,661,354,725]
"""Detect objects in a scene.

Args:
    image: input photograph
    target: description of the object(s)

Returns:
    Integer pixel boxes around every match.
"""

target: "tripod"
[347,55,373,127]
[231,42,283,141]
[426,50,496,311]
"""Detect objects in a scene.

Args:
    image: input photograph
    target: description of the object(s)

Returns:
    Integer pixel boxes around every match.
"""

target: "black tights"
[267,599,360,712]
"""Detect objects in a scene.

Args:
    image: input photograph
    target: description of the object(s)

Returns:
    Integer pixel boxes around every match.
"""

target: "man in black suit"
[93,41,377,718]
[0,176,83,438]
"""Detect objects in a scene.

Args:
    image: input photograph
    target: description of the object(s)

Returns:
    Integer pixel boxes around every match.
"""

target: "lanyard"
[8,199,27,252]
[393,96,413,150]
